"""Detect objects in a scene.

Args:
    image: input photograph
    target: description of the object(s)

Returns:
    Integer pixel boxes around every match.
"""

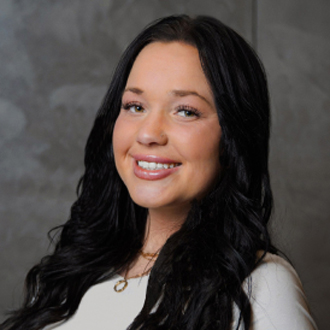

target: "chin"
[130,195,168,209]
[128,190,179,210]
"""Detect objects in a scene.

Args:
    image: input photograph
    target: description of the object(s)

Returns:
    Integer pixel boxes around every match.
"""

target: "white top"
[44,253,318,330]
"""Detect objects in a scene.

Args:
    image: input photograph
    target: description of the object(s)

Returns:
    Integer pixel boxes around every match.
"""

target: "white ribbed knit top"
[44,253,318,330]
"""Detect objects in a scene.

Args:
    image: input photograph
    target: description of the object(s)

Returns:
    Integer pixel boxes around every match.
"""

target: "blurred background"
[0,0,329,328]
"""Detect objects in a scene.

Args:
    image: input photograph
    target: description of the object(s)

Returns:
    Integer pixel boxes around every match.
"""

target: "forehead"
[125,42,213,99]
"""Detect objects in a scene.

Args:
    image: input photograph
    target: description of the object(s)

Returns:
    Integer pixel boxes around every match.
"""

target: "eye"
[177,106,201,118]
[122,102,145,113]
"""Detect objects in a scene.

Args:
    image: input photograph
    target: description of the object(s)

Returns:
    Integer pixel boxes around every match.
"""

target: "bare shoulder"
[246,252,318,330]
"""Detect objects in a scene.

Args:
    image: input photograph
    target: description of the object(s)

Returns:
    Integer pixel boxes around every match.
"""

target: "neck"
[142,204,190,253]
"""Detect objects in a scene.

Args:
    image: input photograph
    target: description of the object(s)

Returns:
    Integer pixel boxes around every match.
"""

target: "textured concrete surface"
[0,0,328,328]
[258,1,330,328]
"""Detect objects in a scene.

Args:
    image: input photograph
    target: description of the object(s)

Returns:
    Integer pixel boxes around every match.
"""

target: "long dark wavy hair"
[1,15,277,330]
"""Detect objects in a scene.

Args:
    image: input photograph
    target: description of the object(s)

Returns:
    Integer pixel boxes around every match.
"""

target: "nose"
[136,110,168,146]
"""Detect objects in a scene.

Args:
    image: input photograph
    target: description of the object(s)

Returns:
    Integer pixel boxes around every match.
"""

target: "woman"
[1,15,317,330]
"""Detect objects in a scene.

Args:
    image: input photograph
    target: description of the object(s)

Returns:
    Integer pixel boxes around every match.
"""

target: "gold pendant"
[114,279,128,292]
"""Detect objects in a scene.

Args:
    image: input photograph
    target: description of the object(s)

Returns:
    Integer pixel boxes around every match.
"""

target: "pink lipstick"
[132,154,181,181]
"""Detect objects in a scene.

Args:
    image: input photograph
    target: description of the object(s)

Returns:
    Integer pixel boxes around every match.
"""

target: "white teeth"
[137,161,179,170]
[149,162,156,170]
[139,161,147,168]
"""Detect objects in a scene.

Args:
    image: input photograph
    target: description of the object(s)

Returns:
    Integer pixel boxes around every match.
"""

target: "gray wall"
[0,0,329,328]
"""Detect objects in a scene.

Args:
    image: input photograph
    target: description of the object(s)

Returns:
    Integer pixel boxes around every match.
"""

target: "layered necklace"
[114,250,159,293]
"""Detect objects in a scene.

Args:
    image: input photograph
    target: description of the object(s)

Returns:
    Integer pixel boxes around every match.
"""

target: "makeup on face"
[112,41,221,212]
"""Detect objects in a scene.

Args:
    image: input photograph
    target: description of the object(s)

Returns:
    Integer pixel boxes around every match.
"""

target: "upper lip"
[132,154,181,164]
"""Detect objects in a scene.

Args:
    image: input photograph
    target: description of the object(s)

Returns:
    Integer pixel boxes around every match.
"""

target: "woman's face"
[113,41,222,213]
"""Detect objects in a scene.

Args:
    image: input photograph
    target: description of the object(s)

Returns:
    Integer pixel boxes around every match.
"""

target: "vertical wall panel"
[0,0,253,320]
[258,1,330,329]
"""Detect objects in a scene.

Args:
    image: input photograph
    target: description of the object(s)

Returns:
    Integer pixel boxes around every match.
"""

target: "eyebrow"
[123,87,212,106]
[171,89,211,106]
[124,87,144,95]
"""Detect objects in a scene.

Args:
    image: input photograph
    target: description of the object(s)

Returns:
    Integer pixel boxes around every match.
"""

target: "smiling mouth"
[137,160,181,170]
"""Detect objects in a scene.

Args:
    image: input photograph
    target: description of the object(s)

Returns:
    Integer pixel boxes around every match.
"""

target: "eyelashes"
[121,101,202,118]
[121,101,144,113]
[176,105,202,118]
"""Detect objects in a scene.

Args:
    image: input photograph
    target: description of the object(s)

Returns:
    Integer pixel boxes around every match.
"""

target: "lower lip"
[133,161,180,180]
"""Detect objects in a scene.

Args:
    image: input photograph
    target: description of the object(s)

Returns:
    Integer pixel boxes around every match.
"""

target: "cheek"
[180,124,221,165]
[112,116,129,172]
[187,125,222,190]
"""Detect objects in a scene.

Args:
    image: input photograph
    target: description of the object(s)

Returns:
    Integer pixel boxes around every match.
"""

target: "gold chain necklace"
[114,267,152,292]
[139,250,159,261]
[113,250,159,293]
